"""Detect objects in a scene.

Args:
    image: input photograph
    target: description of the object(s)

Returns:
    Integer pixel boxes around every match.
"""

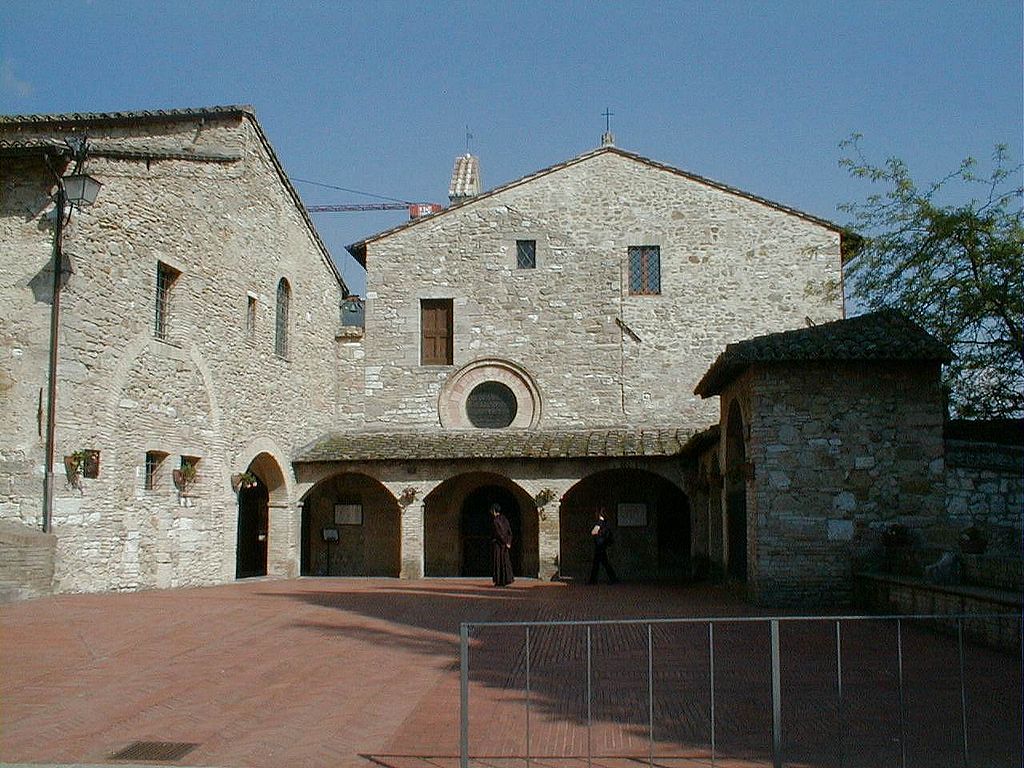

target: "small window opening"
[516,240,537,269]
[275,278,290,357]
[144,451,167,490]
[628,245,661,295]
[154,261,181,339]
[246,295,257,339]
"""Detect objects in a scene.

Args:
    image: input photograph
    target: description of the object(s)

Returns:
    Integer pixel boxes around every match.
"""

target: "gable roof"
[694,309,952,397]
[347,145,843,266]
[0,106,347,292]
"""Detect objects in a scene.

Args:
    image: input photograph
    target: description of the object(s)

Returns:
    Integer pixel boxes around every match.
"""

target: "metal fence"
[459,614,1022,768]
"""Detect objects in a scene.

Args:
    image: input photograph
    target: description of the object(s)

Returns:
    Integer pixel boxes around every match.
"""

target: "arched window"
[275,278,290,358]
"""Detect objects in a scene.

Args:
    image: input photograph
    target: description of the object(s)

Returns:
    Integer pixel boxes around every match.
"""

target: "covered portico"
[292,427,704,583]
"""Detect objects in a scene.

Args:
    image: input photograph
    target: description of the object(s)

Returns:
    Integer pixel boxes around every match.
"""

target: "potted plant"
[958,525,987,555]
[231,471,259,492]
[63,450,86,490]
[173,460,198,499]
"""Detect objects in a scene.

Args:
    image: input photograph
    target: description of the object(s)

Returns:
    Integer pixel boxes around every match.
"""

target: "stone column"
[538,502,560,581]
[400,499,425,579]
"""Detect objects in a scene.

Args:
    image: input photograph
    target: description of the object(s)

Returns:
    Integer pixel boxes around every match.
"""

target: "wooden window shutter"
[421,299,453,365]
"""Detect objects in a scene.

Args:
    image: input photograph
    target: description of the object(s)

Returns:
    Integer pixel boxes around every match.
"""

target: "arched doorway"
[423,473,537,578]
[299,472,401,577]
[725,399,748,580]
[560,469,690,582]
[236,476,269,578]
[460,485,521,577]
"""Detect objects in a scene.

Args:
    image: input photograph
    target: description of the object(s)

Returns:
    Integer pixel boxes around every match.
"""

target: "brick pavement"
[1,579,1020,768]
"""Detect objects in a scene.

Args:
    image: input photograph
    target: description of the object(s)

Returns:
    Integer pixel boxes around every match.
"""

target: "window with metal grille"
[246,295,257,339]
[275,278,290,357]
[516,239,536,269]
[628,245,661,295]
[154,262,180,339]
[421,298,453,365]
[144,451,166,491]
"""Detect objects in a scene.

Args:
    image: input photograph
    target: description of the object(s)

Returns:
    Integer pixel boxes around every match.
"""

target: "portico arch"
[300,472,401,576]
[424,473,538,578]
[560,468,690,582]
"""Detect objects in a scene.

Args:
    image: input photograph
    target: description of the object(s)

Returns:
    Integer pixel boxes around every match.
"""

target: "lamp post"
[41,164,101,533]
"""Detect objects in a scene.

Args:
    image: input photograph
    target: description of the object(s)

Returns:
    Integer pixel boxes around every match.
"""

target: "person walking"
[490,503,515,586]
[588,508,618,584]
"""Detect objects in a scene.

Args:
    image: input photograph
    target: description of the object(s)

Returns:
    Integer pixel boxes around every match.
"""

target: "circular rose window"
[438,358,542,429]
[466,381,518,428]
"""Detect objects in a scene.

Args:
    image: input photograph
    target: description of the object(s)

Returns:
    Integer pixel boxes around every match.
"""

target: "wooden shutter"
[421,299,453,365]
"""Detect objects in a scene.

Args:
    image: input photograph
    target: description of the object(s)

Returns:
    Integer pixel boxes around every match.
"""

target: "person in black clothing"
[588,508,618,584]
[490,503,514,586]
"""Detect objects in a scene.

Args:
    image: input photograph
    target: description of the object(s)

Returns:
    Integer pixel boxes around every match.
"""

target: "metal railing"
[458,613,1021,768]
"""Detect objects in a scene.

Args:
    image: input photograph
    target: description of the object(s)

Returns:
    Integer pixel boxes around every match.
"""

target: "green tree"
[835,135,1023,418]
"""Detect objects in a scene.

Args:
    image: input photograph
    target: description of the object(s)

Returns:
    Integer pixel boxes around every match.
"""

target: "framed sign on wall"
[334,503,363,526]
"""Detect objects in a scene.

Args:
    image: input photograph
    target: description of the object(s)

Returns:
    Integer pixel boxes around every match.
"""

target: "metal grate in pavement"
[109,740,199,761]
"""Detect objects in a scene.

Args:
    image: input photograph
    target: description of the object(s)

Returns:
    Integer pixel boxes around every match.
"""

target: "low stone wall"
[944,431,1023,557]
[0,521,56,601]
[855,572,1021,651]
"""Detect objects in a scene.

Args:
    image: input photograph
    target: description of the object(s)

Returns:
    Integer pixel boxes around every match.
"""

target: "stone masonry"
[0,107,344,593]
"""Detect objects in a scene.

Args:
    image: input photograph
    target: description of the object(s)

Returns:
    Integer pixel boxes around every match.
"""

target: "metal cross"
[602,108,614,133]
[465,126,473,153]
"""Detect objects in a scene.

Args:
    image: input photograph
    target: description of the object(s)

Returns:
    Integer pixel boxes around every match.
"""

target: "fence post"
[835,620,845,768]
[770,619,783,768]
[525,626,532,768]
[896,619,906,768]
[709,621,716,767]
[586,624,593,768]
[957,618,968,767]
[647,623,654,767]
[460,622,469,768]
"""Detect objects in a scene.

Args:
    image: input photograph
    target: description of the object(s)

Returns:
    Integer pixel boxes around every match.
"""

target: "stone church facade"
[2,106,1018,604]
[296,144,844,586]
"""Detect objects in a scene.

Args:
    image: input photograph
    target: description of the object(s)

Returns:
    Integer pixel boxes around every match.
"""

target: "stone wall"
[945,439,1023,555]
[722,360,947,606]
[0,520,55,601]
[359,150,842,431]
[0,113,344,594]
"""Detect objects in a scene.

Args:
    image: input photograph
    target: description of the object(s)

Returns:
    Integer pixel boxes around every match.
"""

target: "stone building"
[296,143,845,584]
[4,106,1014,605]
[0,106,346,597]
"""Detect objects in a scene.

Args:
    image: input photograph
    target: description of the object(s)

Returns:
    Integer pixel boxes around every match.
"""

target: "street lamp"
[41,157,102,534]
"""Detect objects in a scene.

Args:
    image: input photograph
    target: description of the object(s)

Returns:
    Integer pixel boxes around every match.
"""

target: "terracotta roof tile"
[694,310,952,397]
[293,426,699,463]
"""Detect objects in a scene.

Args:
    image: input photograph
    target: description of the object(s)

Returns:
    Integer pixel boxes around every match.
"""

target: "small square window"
[628,245,661,295]
[516,240,536,269]
[144,451,167,490]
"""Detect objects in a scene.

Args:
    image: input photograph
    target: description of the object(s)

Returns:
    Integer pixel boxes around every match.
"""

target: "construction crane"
[307,202,443,220]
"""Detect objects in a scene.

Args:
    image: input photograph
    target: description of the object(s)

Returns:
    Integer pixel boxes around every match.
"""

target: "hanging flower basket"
[231,472,259,492]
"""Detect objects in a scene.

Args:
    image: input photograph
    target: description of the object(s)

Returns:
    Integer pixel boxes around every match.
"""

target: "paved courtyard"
[1,578,1020,768]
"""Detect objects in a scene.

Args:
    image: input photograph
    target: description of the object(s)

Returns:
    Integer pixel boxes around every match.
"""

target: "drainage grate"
[109,741,198,762]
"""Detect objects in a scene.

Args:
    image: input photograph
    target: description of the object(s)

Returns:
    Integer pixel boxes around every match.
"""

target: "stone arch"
[299,471,401,577]
[423,472,538,578]
[233,438,290,507]
[724,398,748,580]
[560,468,690,583]
[438,357,543,429]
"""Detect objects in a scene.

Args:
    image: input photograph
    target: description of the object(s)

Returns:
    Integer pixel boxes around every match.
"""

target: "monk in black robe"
[490,503,514,586]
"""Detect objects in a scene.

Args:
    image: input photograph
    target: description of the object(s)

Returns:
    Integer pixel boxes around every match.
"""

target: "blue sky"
[2,1,1021,295]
